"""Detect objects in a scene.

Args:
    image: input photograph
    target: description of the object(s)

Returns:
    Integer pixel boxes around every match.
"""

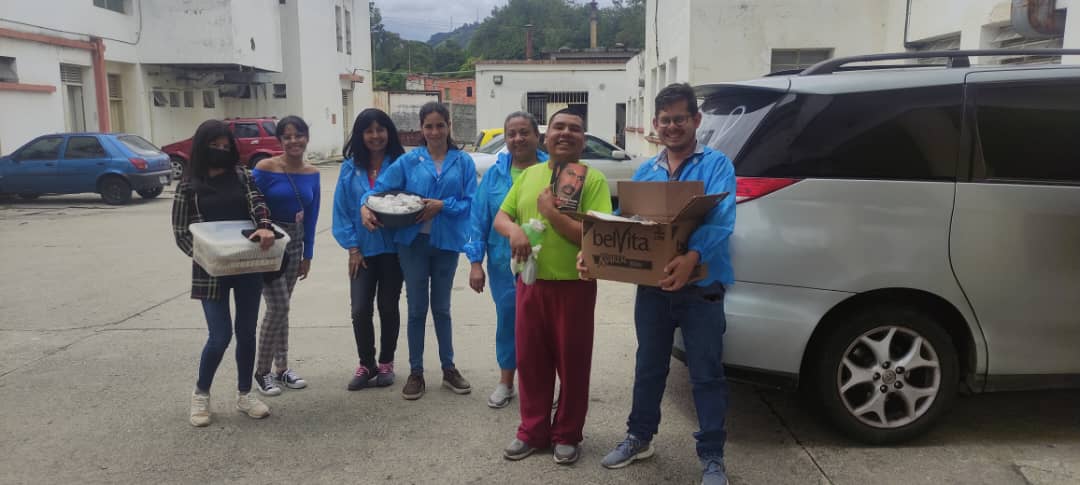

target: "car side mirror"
[611,150,628,160]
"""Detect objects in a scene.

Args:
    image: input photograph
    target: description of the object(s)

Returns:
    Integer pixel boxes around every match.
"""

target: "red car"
[162,117,284,179]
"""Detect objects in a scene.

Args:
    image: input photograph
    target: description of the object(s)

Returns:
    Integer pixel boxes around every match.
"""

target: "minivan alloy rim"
[836,325,941,429]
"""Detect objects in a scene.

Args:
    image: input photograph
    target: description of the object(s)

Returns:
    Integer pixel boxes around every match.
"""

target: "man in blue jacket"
[465,112,547,409]
[587,83,736,485]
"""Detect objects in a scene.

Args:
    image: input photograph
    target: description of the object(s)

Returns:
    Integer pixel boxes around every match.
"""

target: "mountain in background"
[428,22,481,48]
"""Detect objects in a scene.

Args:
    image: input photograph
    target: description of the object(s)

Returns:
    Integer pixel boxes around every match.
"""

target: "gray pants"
[256,222,303,376]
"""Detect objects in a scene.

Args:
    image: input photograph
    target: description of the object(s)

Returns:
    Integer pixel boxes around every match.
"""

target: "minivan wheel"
[813,305,958,444]
[99,176,132,205]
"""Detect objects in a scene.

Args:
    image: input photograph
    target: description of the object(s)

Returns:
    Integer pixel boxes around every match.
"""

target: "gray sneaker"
[487,383,516,409]
[600,434,654,469]
[503,438,537,461]
[374,362,395,387]
[553,443,581,465]
[701,457,728,485]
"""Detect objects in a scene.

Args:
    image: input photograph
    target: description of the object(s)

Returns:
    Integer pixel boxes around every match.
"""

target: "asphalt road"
[1,165,1078,484]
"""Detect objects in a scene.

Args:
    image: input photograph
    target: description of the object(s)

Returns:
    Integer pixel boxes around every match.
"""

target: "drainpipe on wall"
[90,37,110,133]
[0,28,110,132]
[1011,0,1067,38]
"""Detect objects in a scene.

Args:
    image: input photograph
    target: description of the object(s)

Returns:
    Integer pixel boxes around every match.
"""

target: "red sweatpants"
[515,278,598,447]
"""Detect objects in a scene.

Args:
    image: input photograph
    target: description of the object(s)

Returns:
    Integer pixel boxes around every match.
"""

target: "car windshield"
[477,135,506,154]
[697,88,785,161]
[118,135,164,156]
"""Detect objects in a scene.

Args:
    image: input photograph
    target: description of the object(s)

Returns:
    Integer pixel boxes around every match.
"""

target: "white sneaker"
[236,392,270,419]
[487,383,516,409]
[190,390,211,427]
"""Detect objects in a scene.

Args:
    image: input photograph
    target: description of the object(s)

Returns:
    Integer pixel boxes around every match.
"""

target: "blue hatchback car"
[0,133,172,205]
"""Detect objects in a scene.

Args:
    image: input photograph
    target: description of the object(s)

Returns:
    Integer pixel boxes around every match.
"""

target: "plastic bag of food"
[511,219,545,285]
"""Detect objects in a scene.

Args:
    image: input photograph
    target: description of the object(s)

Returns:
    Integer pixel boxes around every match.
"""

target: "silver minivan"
[678,49,1080,444]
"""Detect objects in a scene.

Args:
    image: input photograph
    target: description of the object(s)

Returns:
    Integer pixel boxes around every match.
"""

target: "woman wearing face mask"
[360,102,477,401]
[172,119,276,427]
[250,116,321,397]
[333,109,406,390]
[465,112,547,409]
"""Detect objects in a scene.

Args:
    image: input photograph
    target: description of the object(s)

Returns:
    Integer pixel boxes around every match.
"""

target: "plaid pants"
[256,222,303,376]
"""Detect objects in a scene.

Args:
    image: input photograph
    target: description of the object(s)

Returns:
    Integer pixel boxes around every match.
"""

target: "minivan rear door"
[951,68,1080,384]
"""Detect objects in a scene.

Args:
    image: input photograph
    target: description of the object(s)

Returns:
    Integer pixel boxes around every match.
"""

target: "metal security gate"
[526,91,588,125]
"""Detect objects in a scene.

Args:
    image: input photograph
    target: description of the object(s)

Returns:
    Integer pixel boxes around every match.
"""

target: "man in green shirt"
[494,109,612,465]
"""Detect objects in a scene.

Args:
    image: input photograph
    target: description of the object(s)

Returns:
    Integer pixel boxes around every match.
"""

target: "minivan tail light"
[736,177,799,204]
[129,158,148,170]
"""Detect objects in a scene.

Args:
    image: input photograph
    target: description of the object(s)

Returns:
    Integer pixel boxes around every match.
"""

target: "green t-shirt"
[510,166,525,184]
[500,161,612,280]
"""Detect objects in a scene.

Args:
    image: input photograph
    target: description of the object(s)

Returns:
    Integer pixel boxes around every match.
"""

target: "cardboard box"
[576,181,727,286]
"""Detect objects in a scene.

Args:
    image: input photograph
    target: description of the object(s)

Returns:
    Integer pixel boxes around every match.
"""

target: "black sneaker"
[255,373,282,396]
[274,368,307,389]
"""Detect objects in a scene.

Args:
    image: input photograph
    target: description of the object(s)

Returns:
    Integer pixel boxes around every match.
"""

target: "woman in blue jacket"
[465,112,546,409]
[361,102,477,401]
[334,108,406,391]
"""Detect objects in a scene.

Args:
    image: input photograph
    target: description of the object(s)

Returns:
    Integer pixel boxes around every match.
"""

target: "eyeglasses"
[657,115,691,127]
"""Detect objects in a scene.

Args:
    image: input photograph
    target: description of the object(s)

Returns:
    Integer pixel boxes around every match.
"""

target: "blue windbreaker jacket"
[331,156,397,257]
[360,146,477,253]
[464,150,548,267]
[632,144,737,286]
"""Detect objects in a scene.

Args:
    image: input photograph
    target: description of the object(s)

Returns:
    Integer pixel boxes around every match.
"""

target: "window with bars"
[770,49,833,73]
[526,92,589,125]
[203,90,216,108]
[60,64,83,84]
[335,6,343,53]
[183,90,194,108]
[169,91,180,107]
[273,84,287,98]
[93,0,125,14]
[153,90,167,107]
[345,9,352,55]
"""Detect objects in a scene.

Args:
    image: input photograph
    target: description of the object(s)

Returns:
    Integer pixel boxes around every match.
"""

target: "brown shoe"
[442,367,472,395]
[402,372,425,400]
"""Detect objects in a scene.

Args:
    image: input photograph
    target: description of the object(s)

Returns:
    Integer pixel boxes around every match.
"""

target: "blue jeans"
[398,234,459,373]
[488,254,517,371]
[628,283,729,459]
[196,273,264,393]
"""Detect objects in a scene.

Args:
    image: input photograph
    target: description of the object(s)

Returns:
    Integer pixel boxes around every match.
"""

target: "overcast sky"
[374,0,616,42]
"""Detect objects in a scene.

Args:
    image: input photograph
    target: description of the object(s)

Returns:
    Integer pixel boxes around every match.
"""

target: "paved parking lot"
[1,165,1078,484]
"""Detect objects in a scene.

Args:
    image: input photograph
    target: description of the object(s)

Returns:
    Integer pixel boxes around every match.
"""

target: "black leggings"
[350,253,404,371]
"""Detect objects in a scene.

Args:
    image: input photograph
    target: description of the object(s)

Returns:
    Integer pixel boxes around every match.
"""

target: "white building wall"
[476,63,630,144]
[137,0,282,71]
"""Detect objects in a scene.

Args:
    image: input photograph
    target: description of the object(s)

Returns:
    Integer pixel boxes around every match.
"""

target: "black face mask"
[206,148,235,169]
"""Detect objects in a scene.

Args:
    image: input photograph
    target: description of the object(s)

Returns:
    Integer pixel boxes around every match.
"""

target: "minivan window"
[974,82,1080,182]
[698,90,782,161]
[735,86,961,180]
[261,121,277,137]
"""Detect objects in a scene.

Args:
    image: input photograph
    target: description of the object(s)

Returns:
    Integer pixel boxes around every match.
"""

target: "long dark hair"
[344,108,405,171]
[185,119,240,181]
[419,102,457,150]
[275,115,310,141]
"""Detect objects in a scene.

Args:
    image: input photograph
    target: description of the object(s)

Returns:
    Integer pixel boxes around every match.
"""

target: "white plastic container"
[189,220,290,277]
